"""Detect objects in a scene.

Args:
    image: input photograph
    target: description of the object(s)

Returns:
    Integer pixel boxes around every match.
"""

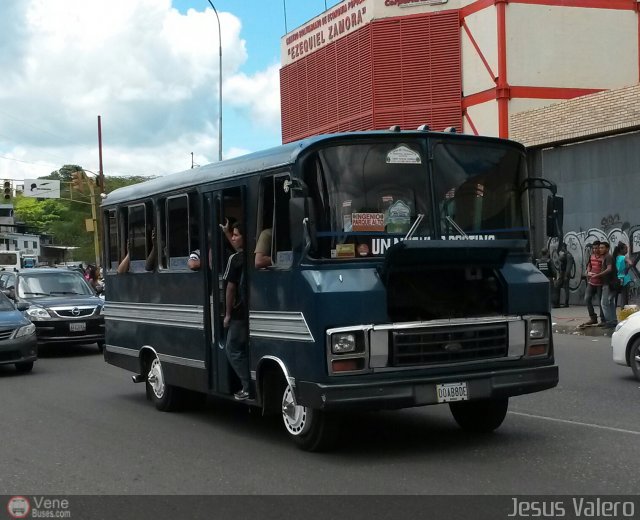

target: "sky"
[0,0,342,183]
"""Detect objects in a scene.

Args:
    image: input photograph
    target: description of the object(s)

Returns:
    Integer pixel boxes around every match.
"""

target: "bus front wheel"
[280,383,338,452]
[449,397,509,433]
[146,356,182,412]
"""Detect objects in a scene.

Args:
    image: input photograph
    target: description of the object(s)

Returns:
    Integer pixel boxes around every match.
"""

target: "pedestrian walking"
[553,243,574,308]
[580,240,605,327]
[613,242,633,309]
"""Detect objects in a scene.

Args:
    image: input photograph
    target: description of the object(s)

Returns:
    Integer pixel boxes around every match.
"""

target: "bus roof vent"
[417,124,430,131]
[444,126,457,133]
[388,125,401,132]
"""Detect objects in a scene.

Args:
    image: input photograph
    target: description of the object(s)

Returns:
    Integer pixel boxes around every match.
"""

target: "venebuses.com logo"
[7,496,30,519]
[6,496,71,519]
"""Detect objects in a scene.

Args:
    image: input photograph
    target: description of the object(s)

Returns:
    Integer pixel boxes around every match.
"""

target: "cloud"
[0,0,281,181]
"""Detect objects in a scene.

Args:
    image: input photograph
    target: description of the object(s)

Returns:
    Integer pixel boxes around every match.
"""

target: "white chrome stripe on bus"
[249,311,314,342]
[103,302,204,330]
[157,353,206,369]
[105,344,205,369]
[106,344,138,356]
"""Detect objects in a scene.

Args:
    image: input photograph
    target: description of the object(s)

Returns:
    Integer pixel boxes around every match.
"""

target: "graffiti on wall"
[546,223,640,296]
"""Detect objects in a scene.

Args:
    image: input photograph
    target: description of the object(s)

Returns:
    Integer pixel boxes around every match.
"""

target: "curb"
[552,323,613,338]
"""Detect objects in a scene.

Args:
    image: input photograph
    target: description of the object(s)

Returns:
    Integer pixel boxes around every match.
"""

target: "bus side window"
[105,209,119,271]
[256,175,292,269]
[166,195,190,270]
[273,176,292,268]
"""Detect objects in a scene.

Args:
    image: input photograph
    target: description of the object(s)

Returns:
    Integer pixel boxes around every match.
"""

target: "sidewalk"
[550,305,613,337]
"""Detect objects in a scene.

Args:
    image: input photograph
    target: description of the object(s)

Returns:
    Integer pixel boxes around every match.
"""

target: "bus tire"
[280,382,338,452]
[449,397,509,433]
[146,356,183,412]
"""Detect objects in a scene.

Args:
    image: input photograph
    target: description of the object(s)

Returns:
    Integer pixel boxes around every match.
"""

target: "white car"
[612,311,640,380]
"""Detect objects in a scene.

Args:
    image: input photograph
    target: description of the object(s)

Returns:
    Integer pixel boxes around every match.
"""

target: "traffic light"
[71,171,85,192]
[3,180,11,200]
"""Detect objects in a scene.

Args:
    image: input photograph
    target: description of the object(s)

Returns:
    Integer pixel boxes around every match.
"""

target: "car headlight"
[614,320,627,333]
[529,319,548,340]
[14,323,36,338]
[26,306,52,320]
[332,332,357,354]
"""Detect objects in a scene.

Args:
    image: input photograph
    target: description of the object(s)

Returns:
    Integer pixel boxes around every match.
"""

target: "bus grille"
[391,323,508,367]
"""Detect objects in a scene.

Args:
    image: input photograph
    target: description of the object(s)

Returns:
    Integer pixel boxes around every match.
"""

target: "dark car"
[0,290,37,373]
[0,268,105,351]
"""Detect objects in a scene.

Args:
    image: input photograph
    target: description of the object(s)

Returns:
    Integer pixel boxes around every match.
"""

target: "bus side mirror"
[546,195,564,238]
[289,197,317,254]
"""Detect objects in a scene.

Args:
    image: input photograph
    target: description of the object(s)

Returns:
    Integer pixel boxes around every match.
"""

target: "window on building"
[32,241,37,249]
[23,241,28,249]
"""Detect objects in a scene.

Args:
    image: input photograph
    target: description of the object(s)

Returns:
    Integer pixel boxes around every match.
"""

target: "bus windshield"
[304,140,433,259]
[303,138,528,259]
[432,139,528,240]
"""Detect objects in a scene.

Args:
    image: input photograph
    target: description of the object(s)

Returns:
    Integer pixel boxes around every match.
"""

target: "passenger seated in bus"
[117,238,132,274]
[254,228,272,269]
[144,229,157,271]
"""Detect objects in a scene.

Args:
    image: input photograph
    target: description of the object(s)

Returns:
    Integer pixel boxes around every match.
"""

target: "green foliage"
[15,165,152,264]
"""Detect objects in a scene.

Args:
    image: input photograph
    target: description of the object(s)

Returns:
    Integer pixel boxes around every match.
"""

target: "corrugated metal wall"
[529,131,640,303]
[280,11,462,143]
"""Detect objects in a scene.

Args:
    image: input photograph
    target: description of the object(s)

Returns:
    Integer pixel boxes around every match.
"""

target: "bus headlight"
[529,319,548,340]
[332,332,356,354]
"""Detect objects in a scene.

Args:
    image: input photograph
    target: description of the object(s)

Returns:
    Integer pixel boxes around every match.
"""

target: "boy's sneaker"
[579,318,597,328]
[234,390,250,401]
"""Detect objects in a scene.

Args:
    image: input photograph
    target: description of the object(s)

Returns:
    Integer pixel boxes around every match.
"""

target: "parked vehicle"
[0,290,37,373]
[0,268,105,351]
[612,309,640,380]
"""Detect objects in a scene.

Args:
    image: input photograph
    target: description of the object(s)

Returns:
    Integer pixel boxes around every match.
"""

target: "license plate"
[436,382,468,403]
[69,322,86,332]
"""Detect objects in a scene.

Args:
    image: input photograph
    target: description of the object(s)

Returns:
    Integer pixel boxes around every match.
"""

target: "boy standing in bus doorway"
[223,222,250,400]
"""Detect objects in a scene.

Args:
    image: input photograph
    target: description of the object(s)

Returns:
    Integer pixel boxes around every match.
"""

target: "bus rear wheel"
[280,383,338,452]
[146,356,183,412]
[449,397,509,433]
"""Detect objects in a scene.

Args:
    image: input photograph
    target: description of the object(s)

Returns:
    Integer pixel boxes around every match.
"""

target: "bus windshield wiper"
[445,216,469,239]
[404,214,425,240]
[49,291,80,295]
[22,291,50,296]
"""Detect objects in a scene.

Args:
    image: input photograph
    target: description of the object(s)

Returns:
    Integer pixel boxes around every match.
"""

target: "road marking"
[509,411,640,436]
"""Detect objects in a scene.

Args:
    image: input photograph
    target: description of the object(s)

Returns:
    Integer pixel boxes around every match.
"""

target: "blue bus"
[102,129,559,451]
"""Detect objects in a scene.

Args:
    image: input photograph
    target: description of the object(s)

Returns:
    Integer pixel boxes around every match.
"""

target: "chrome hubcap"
[148,358,165,399]
[282,385,308,436]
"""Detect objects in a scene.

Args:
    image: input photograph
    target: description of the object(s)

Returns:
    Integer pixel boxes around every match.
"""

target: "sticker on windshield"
[336,244,355,258]
[386,145,421,164]
[352,213,385,232]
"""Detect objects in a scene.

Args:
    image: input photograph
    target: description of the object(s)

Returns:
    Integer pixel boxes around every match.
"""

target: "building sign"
[385,0,448,6]
[282,0,452,65]
[22,179,61,199]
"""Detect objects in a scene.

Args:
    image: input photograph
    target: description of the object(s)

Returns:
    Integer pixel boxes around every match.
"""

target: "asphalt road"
[1,335,639,495]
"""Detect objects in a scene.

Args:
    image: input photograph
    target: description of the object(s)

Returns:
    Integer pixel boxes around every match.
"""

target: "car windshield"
[0,291,15,311]
[17,272,94,298]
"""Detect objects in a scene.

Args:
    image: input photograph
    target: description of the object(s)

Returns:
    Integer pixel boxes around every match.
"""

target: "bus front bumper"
[295,365,558,411]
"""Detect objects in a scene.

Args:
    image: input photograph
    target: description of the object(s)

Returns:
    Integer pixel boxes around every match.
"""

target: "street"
[1,334,639,495]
